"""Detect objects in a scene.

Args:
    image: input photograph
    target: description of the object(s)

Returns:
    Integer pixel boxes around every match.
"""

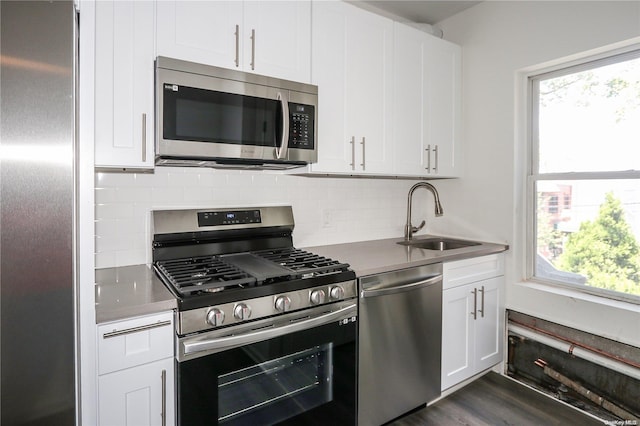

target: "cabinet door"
[344,3,393,175]
[98,358,174,426]
[393,23,427,176]
[474,276,503,372]
[309,1,393,175]
[441,284,474,390]
[244,1,311,82]
[423,37,461,177]
[309,1,351,173]
[156,1,242,70]
[95,1,154,169]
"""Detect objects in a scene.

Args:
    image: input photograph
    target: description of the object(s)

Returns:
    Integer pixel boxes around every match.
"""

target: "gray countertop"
[304,235,508,277]
[94,235,507,323]
[95,264,177,324]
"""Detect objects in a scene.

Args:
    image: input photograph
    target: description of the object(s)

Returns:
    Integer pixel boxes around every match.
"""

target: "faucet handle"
[411,220,426,234]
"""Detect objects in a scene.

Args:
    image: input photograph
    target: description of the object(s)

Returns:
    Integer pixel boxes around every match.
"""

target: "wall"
[435,1,640,347]
[95,169,449,268]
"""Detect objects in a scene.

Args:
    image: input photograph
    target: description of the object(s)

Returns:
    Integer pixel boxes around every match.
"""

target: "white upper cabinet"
[309,1,394,175]
[423,34,462,177]
[95,1,155,169]
[393,23,427,176]
[156,1,311,83]
[393,22,462,177]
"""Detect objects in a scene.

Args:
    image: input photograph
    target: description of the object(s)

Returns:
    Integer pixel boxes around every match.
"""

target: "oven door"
[176,302,357,426]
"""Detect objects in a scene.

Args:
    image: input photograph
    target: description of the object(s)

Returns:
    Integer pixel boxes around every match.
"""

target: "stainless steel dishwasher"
[358,263,442,426]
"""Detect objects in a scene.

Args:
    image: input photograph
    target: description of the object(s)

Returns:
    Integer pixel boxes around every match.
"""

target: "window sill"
[514,280,640,313]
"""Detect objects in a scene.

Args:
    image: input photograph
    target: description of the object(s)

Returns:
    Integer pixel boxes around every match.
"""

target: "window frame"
[527,47,640,305]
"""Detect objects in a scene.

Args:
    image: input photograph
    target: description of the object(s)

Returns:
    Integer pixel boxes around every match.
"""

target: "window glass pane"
[537,56,640,173]
[535,180,640,297]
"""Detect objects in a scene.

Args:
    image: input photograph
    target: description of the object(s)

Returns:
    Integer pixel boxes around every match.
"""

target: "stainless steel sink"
[397,237,481,251]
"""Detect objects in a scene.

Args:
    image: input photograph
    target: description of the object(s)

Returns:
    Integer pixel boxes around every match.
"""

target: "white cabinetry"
[423,35,462,177]
[441,254,504,390]
[156,1,311,83]
[393,23,462,177]
[97,312,175,426]
[309,1,394,175]
[95,1,155,169]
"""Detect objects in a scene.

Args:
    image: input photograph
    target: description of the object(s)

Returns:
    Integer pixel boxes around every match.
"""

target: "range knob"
[275,295,292,312]
[329,286,345,300]
[206,308,225,327]
[310,289,326,305]
[233,303,252,321]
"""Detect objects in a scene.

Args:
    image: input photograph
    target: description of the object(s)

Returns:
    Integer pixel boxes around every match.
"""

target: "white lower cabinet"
[97,312,175,426]
[441,254,504,391]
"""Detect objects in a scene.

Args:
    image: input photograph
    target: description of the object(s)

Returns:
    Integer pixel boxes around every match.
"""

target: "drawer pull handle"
[102,320,172,339]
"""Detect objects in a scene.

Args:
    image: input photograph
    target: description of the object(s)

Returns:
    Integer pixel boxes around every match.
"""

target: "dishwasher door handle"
[361,274,442,298]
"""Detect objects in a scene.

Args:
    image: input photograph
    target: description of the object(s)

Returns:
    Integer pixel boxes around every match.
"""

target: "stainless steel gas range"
[152,206,357,426]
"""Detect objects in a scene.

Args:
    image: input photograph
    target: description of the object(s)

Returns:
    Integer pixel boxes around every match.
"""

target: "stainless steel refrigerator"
[1,1,77,425]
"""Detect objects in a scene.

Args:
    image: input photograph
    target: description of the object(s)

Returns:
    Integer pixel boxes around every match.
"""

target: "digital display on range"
[198,210,262,227]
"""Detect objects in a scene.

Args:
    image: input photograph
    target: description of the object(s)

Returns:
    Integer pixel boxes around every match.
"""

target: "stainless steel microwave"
[155,57,317,169]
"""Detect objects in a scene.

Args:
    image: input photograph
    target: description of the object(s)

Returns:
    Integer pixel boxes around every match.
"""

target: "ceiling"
[359,1,481,25]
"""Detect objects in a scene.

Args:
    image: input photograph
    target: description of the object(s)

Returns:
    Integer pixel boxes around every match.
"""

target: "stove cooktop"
[151,206,355,312]
[154,247,354,309]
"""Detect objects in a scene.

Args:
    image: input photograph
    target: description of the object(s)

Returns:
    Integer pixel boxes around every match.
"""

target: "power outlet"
[322,209,333,228]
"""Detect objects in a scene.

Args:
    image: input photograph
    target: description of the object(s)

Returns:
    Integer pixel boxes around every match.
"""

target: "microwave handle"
[276,92,289,160]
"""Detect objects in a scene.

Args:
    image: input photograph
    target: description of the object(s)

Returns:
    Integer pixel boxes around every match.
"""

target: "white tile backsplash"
[94,167,432,268]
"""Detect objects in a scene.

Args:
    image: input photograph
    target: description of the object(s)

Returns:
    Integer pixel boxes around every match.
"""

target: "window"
[530,48,640,302]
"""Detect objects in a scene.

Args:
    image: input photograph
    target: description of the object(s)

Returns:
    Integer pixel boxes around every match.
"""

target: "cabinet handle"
[478,285,485,318]
[161,369,167,426]
[349,136,355,170]
[102,320,172,339]
[250,29,256,70]
[234,24,239,67]
[426,144,431,173]
[141,113,147,162]
[470,288,477,320]
[360,137,366,171]
[433,144,439,173]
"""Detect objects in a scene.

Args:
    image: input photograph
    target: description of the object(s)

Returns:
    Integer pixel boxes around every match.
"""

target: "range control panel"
[198,210,262,227]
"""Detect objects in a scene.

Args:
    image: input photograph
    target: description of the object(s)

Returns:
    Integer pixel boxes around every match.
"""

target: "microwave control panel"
[289,103,315,150]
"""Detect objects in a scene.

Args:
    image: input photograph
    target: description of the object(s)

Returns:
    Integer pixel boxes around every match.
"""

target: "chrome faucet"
[405,182,444,241]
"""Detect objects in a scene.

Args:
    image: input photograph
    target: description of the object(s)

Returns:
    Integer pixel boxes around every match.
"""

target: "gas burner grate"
[155,256,256,295]
[253,248,350,277]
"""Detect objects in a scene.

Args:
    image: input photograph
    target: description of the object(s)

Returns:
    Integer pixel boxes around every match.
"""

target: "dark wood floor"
[390,372,604,426]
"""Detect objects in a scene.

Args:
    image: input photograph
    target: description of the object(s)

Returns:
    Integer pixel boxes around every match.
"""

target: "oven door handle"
[182,303,356,356]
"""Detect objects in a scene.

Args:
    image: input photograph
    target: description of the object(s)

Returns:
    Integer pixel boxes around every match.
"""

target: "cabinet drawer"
[98,312,174,375]
[443,254,504,289]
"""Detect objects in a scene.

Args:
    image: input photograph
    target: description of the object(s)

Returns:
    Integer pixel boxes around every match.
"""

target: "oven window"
[218,344,333,425]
